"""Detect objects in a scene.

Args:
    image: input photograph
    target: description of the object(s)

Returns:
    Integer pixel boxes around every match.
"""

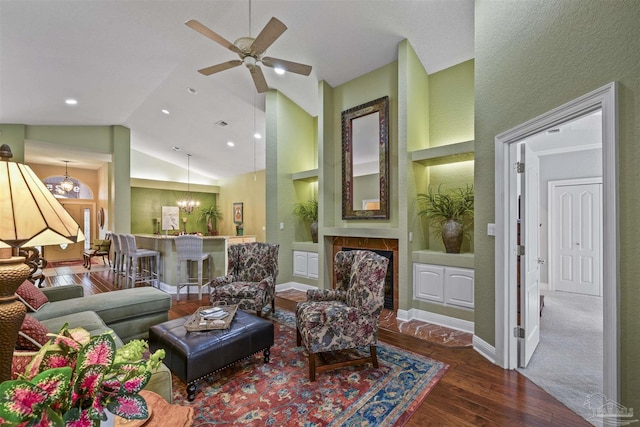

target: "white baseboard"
[472,335,496,364]
[276,282,318,292]
[159,281,318,296]
[396,308,474,334]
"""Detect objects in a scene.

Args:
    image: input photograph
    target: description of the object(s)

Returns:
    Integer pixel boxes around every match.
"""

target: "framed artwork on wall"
[233,202,243,224]
[162,206,180,231]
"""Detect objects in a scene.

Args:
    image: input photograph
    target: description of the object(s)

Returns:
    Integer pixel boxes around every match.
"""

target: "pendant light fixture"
[177,153,200,214]
[59,160,74,193]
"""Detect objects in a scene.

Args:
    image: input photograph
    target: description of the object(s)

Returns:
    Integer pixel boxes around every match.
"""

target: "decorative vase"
[441,219,463,254]
[310,221,318,243]
[236,226,244,236]
[207,217,213,235]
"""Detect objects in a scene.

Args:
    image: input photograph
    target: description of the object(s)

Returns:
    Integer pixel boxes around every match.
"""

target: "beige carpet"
[518,290,603,425]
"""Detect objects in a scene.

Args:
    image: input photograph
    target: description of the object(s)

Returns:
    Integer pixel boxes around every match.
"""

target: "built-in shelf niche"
[412,250,474,269]
[411,140,474,166]
[291,168,319,181]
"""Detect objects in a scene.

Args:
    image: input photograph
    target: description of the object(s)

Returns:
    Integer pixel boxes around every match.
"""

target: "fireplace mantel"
[322,227,400,240]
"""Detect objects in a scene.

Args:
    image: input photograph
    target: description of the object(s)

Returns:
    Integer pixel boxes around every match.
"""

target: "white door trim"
[494,82,618,402]
[548,177,603,294]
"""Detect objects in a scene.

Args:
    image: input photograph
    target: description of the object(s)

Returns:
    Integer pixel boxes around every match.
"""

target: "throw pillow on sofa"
[16,280,49,311]
[16,314,49,350]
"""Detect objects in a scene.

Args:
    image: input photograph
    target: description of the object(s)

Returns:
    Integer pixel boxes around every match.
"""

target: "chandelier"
[177,153,200,214]
[59,160,74,193]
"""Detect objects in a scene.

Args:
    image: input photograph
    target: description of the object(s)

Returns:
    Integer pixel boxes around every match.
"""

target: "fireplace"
[331,237,399,311]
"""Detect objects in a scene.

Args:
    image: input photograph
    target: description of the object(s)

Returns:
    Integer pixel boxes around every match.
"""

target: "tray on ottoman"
[149,309,274,401]
[184,305,238,331]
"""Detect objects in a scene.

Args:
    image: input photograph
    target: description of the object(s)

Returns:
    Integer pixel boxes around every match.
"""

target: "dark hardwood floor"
[44,269,589,426]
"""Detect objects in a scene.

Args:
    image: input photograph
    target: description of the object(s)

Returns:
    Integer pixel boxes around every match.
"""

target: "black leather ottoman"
[149,310,274,401]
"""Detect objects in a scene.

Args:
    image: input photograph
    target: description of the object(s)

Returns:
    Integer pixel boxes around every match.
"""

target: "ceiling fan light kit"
[185,16,312,93]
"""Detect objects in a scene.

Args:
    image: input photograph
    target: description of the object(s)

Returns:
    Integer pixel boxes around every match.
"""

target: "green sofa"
[27,285,174,402]
[33,285,170,342]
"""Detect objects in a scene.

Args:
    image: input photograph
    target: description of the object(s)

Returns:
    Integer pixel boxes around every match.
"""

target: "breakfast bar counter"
[134,234,256,292]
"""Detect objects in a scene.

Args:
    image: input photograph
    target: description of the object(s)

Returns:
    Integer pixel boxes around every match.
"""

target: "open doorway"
[494,82,618,409]
[515,112,604,420]
[43,202,93,262]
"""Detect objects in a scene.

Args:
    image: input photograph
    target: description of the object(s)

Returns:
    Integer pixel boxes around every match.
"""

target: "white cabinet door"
[293,251,318,279]
[293,251,309,277]
[307,252,319,279]
[413,264,445,303]
[444,268,474,308]
[413,263,475,308]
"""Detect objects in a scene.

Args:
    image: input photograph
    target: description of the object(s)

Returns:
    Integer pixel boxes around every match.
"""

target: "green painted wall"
[0,124,27,161]
[0,124,131,233]
[475,0,640,411]
[429,60,475,147]
[130,187,217,235]
[217,170,266,240]
[333,62,399,229]
[400,40,428,308]
[266,90,316,283]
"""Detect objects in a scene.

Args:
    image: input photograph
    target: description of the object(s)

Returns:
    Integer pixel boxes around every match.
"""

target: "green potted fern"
[198,205,222,235]
[292,198,319,243]
[417,184,474,253]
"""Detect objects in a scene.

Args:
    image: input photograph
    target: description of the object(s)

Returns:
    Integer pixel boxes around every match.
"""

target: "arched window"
[43,175,94,199]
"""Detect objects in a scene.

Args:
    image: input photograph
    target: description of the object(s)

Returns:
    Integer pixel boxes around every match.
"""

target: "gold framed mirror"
[341,96,390,219]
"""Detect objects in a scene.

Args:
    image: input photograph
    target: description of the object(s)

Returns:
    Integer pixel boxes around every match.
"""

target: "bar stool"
[111,233,124,276]
[123,234,160,288]
[174,235,212,300]
[117,233,130,288]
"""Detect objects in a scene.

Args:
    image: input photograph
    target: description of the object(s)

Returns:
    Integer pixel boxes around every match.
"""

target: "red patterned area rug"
[171,310,449,426]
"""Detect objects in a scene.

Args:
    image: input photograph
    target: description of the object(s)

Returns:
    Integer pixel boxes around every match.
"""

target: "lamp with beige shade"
[0,144,84,382]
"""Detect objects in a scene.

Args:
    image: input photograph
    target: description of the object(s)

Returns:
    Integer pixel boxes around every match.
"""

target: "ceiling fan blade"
[185,19,242,55]
[198,60,243,76]
[262,57,312,76]
[247,65,269,93]
[250,17,287,56]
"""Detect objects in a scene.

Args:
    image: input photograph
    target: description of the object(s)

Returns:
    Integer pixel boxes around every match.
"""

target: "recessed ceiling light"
[171,146,182,152]
[161,109,170,115]
[274,67,285,75]
[187,87,197,95]
[65,99,78,105]
[254,133,262,139]
[215,120,228,127]
[227,141,235,147]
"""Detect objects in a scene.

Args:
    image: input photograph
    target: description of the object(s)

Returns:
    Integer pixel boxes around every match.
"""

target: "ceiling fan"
[185,17,312,93]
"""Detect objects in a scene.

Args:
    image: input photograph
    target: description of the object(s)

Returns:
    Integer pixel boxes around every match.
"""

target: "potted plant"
[198,205,223,235]
[235,221,244,236]
[417,184,474,253]
[0,324,165,426]
[292,198,319,243]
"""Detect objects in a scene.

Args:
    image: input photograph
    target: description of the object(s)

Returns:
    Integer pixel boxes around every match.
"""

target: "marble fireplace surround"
[330,236,399,311]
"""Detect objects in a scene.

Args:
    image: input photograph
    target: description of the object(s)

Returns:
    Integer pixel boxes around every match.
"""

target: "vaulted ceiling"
[0,0,474,184]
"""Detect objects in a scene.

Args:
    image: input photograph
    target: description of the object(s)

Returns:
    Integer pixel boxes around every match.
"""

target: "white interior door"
[519,143,541,368]
[551,181,602,296]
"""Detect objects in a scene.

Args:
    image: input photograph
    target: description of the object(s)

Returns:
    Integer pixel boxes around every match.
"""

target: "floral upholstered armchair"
[295,250,389,381]
[209,242,279,317]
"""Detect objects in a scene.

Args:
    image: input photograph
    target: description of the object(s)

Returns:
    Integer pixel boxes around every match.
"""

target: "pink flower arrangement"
[0,324,164,426]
